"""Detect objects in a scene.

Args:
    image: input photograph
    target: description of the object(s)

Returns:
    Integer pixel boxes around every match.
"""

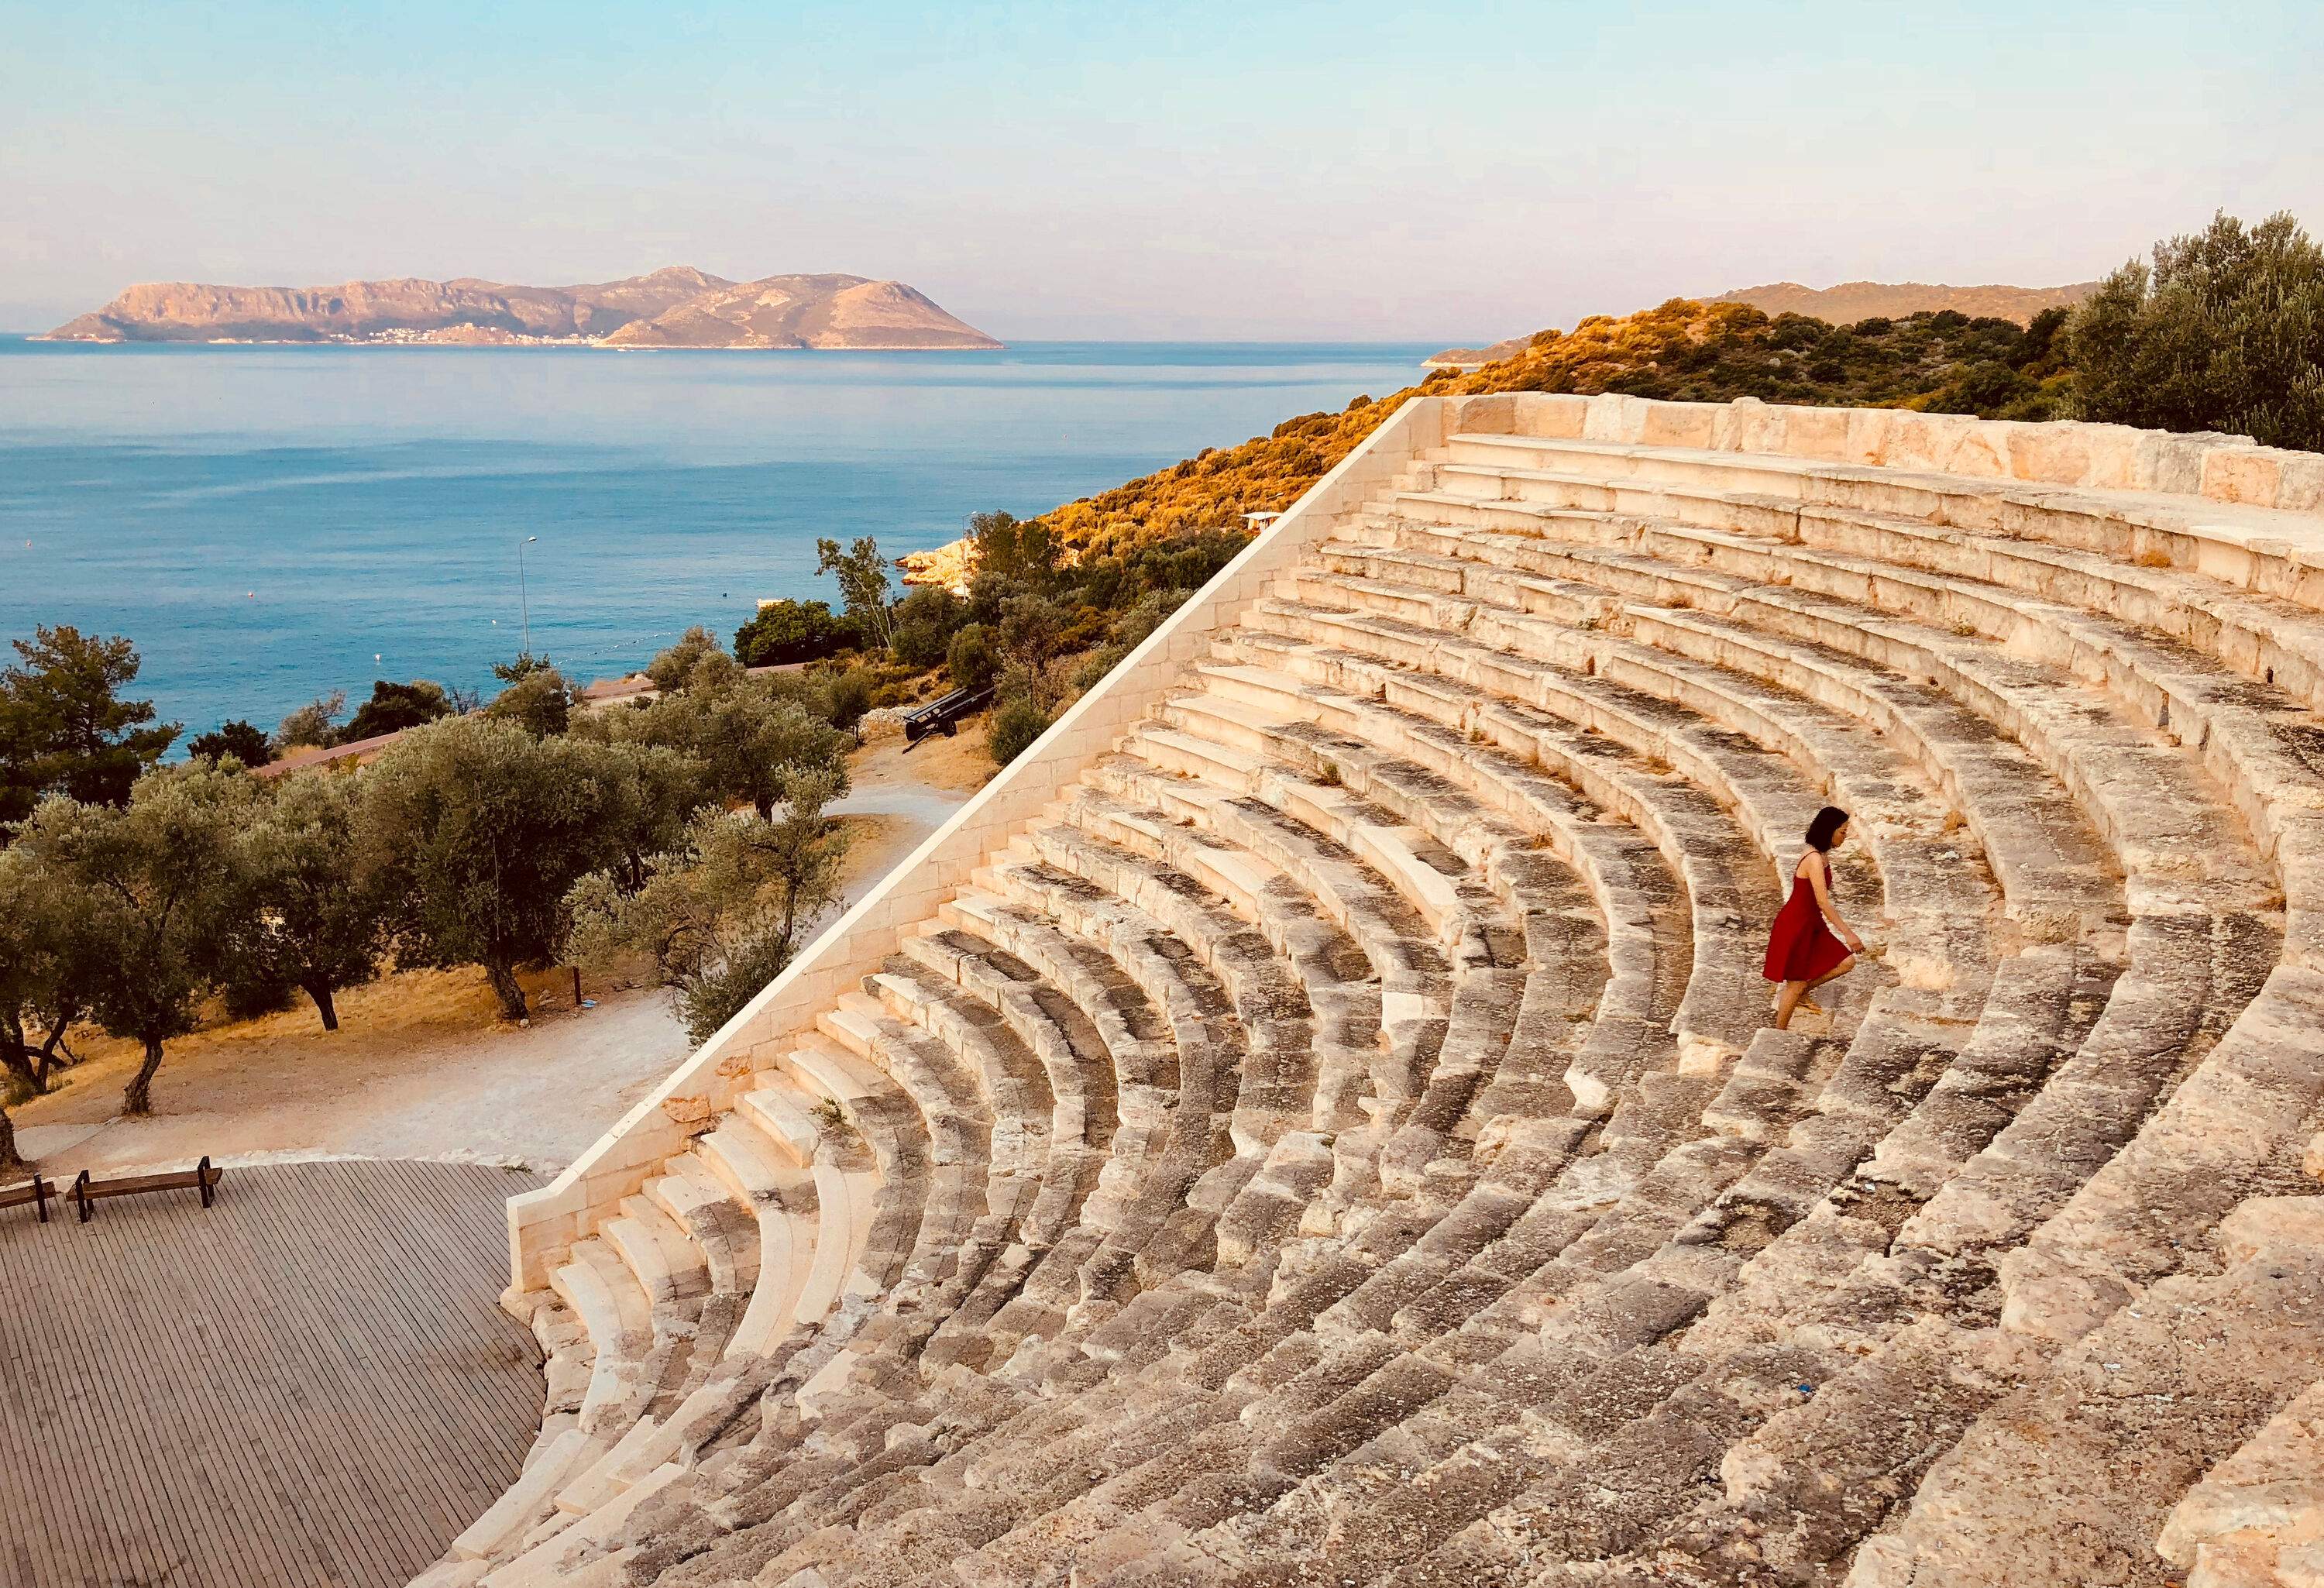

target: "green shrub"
[186,719,273,767]
[813,665,875,731]
[221,973,299,1021]
[2068,209,2324,449]
[342,679,452,741]
[733,600,862,668]
[890,586,966,669]
[946,625,999,692]
[988,694,1052,767]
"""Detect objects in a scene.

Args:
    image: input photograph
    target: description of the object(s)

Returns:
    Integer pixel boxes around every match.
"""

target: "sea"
[0,337,1438,738]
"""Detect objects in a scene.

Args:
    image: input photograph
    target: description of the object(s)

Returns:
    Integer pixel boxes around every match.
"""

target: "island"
[40,266,1002,349]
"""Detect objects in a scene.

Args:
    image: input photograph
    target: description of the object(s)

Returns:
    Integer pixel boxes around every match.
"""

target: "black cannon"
[902,684,995,748]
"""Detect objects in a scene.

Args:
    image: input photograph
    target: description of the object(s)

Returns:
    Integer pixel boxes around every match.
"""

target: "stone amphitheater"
[419,394,2324,1588]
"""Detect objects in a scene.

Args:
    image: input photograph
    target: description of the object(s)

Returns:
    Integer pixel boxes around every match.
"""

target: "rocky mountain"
[1710,278,2097,325]
[598,274,1002,349]
[40,266,999,348]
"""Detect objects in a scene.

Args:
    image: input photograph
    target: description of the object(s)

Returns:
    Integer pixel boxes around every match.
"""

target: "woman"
[1764,805,1865,1030]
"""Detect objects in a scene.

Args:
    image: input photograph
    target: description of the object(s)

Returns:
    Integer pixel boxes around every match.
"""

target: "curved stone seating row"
[418,394,2324,1588]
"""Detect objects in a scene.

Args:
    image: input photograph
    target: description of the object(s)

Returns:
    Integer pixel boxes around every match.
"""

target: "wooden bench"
[1,1174,57,1223]
[69,1157,222,1223]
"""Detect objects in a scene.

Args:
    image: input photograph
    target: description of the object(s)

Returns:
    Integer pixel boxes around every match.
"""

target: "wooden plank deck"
[0,1159,545,1588]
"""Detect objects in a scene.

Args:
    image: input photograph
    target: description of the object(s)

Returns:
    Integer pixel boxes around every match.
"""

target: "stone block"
[2206,447,2287,508]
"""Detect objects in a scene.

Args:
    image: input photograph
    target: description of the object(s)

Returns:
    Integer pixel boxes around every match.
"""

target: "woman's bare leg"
[1772,956,1855,1030]
[1772,979,1809,1029]
[1796,956,1858,1014]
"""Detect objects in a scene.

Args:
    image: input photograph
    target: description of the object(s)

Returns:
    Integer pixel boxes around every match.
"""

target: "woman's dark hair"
[1805,806,1851,852]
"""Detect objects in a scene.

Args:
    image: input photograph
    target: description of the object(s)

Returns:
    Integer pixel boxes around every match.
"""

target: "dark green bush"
[733,599,863,668]
[946,625,998,692]
[186,719,273,767]
[342,679,451,742]
[2068,210,2324,449]
[988,694,1052,767]
[812,665,875,731]
[890,586,967,669]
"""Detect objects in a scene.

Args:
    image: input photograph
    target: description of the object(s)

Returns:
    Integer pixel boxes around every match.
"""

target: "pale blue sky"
[4,1,2319,338]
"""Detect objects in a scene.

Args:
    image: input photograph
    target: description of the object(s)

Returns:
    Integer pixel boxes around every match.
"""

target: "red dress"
[1763,861,1851,983]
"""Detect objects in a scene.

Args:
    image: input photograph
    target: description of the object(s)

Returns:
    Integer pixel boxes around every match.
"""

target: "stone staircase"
[411,394,2324,1587]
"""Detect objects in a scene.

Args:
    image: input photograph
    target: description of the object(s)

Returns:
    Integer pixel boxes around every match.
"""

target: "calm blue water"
[0,338,1435,737]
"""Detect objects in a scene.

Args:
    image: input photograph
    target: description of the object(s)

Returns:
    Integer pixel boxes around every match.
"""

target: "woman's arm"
[1806,854,1865,954]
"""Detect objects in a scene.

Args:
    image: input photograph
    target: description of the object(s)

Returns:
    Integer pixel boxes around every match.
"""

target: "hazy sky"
[5,1,2320,339]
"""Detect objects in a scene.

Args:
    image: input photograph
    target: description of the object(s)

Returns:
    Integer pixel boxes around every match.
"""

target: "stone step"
[1197,627,1778,1071]
[643,1154,760,1300]
[1430,428,2324,600]
[2157,1372,2324,1587]
[1083,749,1530,1205]
[548,1239,658,1440]
[1851,1196,2324,1588]
[603,1196,709,1312]
[1367,501,2324,964]
[1047,789,1381,1139]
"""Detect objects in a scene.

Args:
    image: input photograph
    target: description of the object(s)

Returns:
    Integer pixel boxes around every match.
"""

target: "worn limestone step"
[1428,430,2324,603]
[1191,630,1778,1070]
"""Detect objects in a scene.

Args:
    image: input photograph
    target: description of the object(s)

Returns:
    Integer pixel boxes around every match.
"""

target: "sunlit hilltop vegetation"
[1038,297,2077,562]
[1029,209,2324,564]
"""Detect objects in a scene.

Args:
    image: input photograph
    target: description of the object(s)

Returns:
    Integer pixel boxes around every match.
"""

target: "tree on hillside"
[733,599,861,667]
[341,679,453,742]
[964,510,1062,599]
[2069,209,2324,449]
[0,844,112,1169]
[0,627,180,828]
[567,771,852,1043]
[14,764,254,1115]
[276,689,346,752]
[581,660,851,820]
[186,719,273,767]
[0,844,101,1102]
[996,593,1073,713]
[486,653,573,737]
[356,715,706,1022]
[232,773,382,1031]
[889,586,968,669]
[816,536,897,651]
[644,625,737,695]
[945,625,999,692]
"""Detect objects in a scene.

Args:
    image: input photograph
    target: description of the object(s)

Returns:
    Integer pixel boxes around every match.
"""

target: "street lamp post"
[517,535,540,655]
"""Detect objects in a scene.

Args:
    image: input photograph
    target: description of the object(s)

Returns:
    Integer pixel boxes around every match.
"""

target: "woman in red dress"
[1764,805,1865,1030]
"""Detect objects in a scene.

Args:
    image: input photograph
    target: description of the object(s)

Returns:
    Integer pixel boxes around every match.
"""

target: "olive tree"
[645,627,727,694]
[581,659,851,820]
[232,772,383,1031]
[356,714,706,1022]
[0,845,108,1169]
[485,653,574,737]
[13,763,254,1115]
[567,769,852,1043]
[0,844,101,1111]
[2070,209,2324,449]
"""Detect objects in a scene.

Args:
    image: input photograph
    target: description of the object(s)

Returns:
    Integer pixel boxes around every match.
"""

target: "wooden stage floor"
[0,1158,545,1588]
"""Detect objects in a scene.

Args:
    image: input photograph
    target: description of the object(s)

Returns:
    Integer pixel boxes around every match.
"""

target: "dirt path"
[12,728,989,1180]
